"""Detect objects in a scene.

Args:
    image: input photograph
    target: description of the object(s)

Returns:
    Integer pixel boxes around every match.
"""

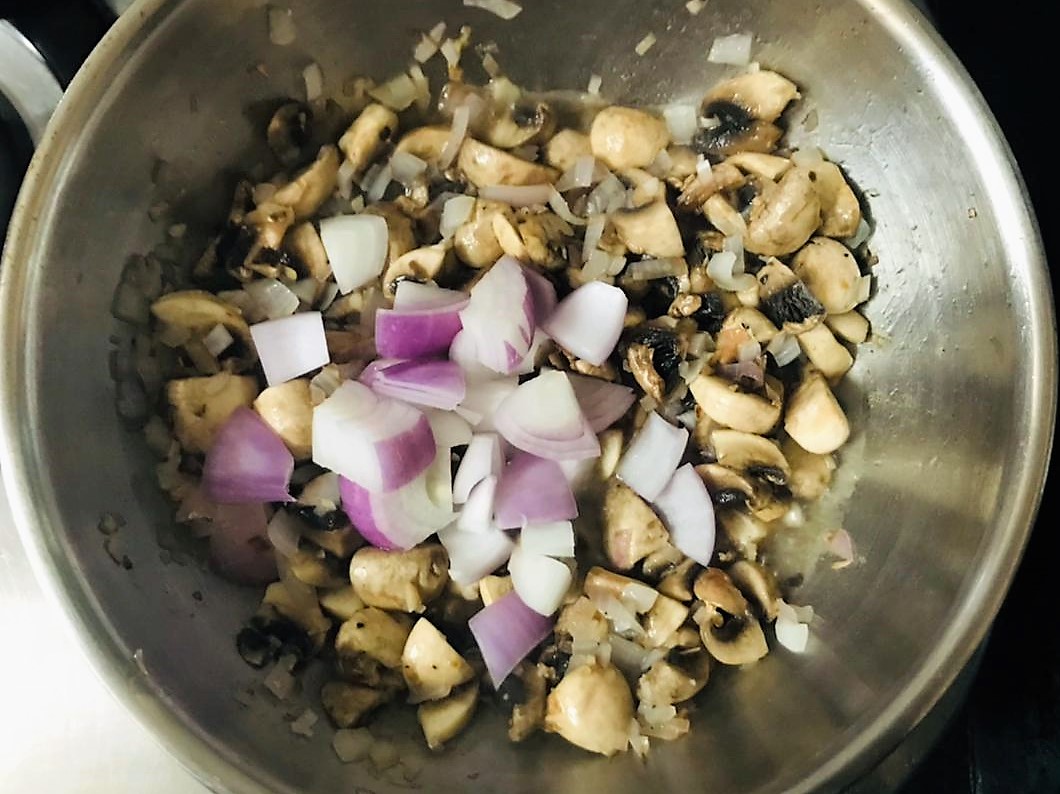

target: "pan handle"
[2,0,115,89]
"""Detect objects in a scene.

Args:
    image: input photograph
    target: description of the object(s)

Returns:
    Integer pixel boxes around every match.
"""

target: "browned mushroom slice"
[335,607,412,672]
[507,662,549,741]
[338,103,399,176]
[271,145,340,221]
[453,199,510,268]
[268,101,313,166]
[418,682,479,750]
[589,106,671,171]
[381,243,453,296]
[458,138,559,187]
[261,577,333,652]
[603,480,670,571]
[796,323,853,381]
[285,222,331,283]
[703,71,800,124]
[362,202,417,268]
[781,435,836,501]
[636,650,711,706]
[689,373,783,435]
[825,310,870,345]
[642,593,690,648]
[394,125,453,164]
[166,372,258,454]
[745,167,822,257]
[806,160,862,238]
[725,152,792,181]
[678,160,745,209]
[253,379,313,460]
[791,236,864,315]
[611,201,685,258]
[626,343,666,403]
[756,258,825,334]
[544,661,634,756]
[727,560,781,620]
[692,568,769,665]
[348,545,449,613]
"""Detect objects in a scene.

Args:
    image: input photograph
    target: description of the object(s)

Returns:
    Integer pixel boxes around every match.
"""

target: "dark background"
[901,1,1057,792]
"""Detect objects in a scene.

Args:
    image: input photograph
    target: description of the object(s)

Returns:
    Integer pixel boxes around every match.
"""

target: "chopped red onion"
[456,376,519,429]
[360,359,466,410]
[708,33,753,65]
[509,545,572,616]
[339,468,453,550]
[519,520,575,558]
[617,412,688,501]
[313,381,436,493]
[439,524,515,586]
[541,281,628,366]
[494,452,578,529]
[520,265,557,324]
[208,502,277,585]
[449,330,502,383]
[375,294,468,360]
[478,184,553,207]
[715,359,766,390]
[652,464,715,567]
[566,373,635,433]
[318,214,388,294]
[453,433,504,503]
[458,256,536,374]
[469,591,553,688]
[245,278,299,320]
[424,408,473,449]
[203,408,294,503]
[251,311,330,387]
[456,475,498,533]
[493,370,600,461]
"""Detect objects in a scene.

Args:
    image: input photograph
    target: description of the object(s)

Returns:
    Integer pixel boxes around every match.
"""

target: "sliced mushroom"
[727,560,780,620]
[261,578,332,651]
[697,463,755,510]
[556,596,610,650]
[325,327,376,364]
[491,212,530,261]
[784,370,850,454]
[825,310,870,345]
[478,574,513,606]
[641,594,690,648]
[453,199,510,268]
[418,682,479,750]
[797,323,853,381]
[458,138,558,187]
[363,202,417,267]
[704,71,800,124]
[757,259,825,333]
[693,102,782,160]
[589,106,670,171]
[514,211,571,269]
[584,567,659,613]
[745,167,821,256]
[402,618,475,703]
[305,524,363,559]
[381,243,452,295]
[602,480,670,571]
[253,379,313,460]
[725,152,792,181]
[791,237,863,315]
[482,96,556,150]
[690,372,783,435]
[807,160,861,238]
[611,201,685,258]
[698,462,787,523]
[393,125,453,165]
[506,662,548,741]
[335,607,412,670]
[268,102,313,166]
[285,222,331,283]
[692,568,769,665]
[781,435,836,501]
[641,542,686,579]
[721,306,779,345]
[338,103,399,176]
[321,681,388,728]
[710,428,791,477]
[349,545,449,613]
[151,289,251,346]
[242,201,295,254]
[678,161,745,209]
[288,545,349,588]
[657,558,698,602]
[544,129,592,172]
[620,168,667,208]
[626,342,666,403]
[271,145,340,221]
[636,651,711,706]
[319,586,366,622]
[166,373,258,454]
[703,193,748,238]
[544,661,634,756]
[717,507,770,559]
[662,145,700,188]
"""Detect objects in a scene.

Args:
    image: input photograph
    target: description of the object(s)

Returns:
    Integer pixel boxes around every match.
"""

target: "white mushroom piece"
[348,545,449,613]
[271,144,340,221]
[321,681,389,728]
[334,606,411,688]
[442,79,557,151]
[806,160,862,238]
[253,379,313,460]
[285,222,331,284]
[453,199,511,268]
[544,129,592,172]
[611,201,685,258]
[726,560,781,621]
[745,166,822,256]
[458,138,559,187]
[796,323,853,381]
[756,258,826,334]
[791,237,864,315]
[590,106,671,171]
[544,661,635,756]
[165,372,257,454]
[784,369,850,455]
[636,650,711,707]
[692,568,769,665]
[693,70,799,159]
[418,683,479,750]
[603,480,670,571]
[401,618,475,703]
[338,103,399,177]
[782,435,836,501]
[689,371,784,435]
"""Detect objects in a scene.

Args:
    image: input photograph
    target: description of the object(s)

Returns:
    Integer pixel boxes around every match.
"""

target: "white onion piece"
[844,217,872,248]
[453,433,504,503]
[456,377,519,430]
[303,62,323,102]
[617,412,688,501]
[547,188,587,226]
[493,370,600,461]
[203,323,234,357]
[663,105,698,146]
[555,155,599,192]
[245,278,300,320]
[508,546,572,616]
[439,524,515,586]
[567,373,636,433]
[708,33,753,65]
[459,256,536,374]
[648,148,674,179]
[587,74,603,95]
[775,599,811,653]
[696,156,713,178]
[457,475,498,533]
[463,0,523,19]
[542,281,628,366]
[581,214,607,263]
[585,173,627,216]
[634,33,657,56]
[855,274,872,304]
[289,279,319,306]
[340,468,452,550]
[479,184,553,207]
[424,409,473,449]
[313,381,435,493]
[624,258,682,281]
[368,73,418,111]
[408,65,430,113]
[318,214,388,294]
[520,521,575,558]
[366,163,393,202]
[392,281,466,311]
[581,249,612,282]
[251,312,330,387]
[440,103,471,169]
[707,250,756,292]
[737,340,762,362]
[449,330,502,384]
[766,332,801,367]
[440,195,475,239]
[390,151,428,186]
[266,509,303,558]
[267,7,296,45]
[685,0,706,13]
[651,464,716,567]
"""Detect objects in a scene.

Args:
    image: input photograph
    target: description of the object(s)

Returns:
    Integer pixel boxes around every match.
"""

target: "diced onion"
[459,256,536,374]
[266,509,303,557]
[368,73,419,111]
[245,278,299,320]
[479,184,553,207]
[318,214,389,294]
[251,311,330,386]
[581,249,612,282]
[855,274,872,304]
[775,599,812,653]
[203,408,294,503]
[587,74,603,95]
[685,0,707,14]
[586,173,627,216]
[509,545,572,616]
[289,279,319,306]
[556,155,599,192]
[547,188,587,227]
[366,163,393,202]
[339,465,452,550]
[440,104,471,169]
[456,377,518,429]
[635,33,657,56]
[424,409,473,449]
[359,359,466,410]
[439,524,514,586]
[707,250,756,292]
[494,452,578,529]
[542,281,628,366]
[708,33,753,65]
[375,292,468,359]
[390,151,428,186]
[663,105,698,146]
[651,463,716,567]
[492,370,600,461]
[457,475,498,532]
[567,373,636,433]
[519,521,575,558]
[202,323,234,357]
[766,332,801,367]
[581,214,607,263]
[453,433,504,503]
[302,62,323,102]
[617,412,688,501]
[469,591,553,688]
[268,7,296,46]
[463,0,523,19]
[440,195,475,239]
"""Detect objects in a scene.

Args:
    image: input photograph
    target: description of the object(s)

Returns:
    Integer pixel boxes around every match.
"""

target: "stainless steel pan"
[1,0,1053,791]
